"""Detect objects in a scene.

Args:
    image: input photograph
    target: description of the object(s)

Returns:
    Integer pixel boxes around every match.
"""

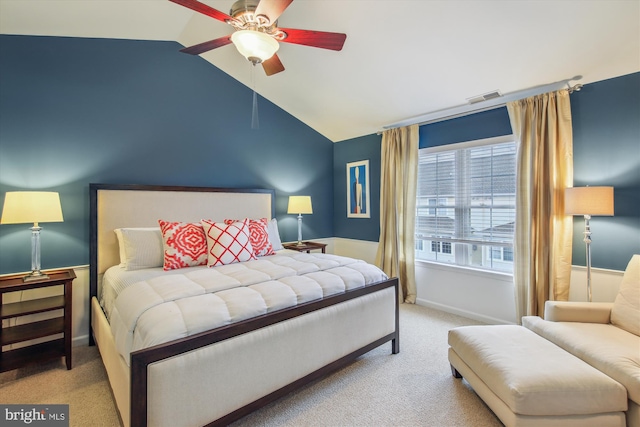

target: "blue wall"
[419,107,512,148]
[333,133,381,241]
[2,34,637,274]
[334,74,640,270]
[0,35,334,274]
[570,72,640,271]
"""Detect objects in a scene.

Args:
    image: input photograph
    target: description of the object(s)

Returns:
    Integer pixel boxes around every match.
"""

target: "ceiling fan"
[169,0,347,76]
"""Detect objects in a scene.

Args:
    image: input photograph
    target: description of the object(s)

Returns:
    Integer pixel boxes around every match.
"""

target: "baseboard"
[415,298,515,325]
[73,335,89,347]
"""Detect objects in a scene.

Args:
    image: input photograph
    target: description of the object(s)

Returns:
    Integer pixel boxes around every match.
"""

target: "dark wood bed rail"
[130,277,400,427]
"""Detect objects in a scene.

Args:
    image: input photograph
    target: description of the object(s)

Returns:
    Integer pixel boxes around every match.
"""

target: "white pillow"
[267,218,283,251]
[611,254,640,336]
[114,227,164,270]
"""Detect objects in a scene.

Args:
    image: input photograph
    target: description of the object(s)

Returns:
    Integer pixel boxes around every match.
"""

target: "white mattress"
[104,251,388,366]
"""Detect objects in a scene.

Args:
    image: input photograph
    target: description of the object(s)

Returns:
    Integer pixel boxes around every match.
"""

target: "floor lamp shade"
[287,196,313,245]
[565,186,614,302]
[1,191,64,281]
[565,186,614,216]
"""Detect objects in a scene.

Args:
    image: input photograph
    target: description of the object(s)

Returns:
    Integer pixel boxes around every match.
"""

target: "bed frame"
[89,183,400,427]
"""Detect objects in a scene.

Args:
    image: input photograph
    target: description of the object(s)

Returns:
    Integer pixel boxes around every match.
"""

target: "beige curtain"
[507,90,573,320]
[375,125,419,303]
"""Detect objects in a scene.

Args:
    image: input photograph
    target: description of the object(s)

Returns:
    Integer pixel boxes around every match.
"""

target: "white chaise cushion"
[523,316,640,405]
[611,254,640,336]
[448,325,627,416]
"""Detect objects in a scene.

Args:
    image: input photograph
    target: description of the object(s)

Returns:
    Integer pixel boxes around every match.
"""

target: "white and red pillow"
[201,219,256,267]
[158,220,208,270]
[224,218,275,257]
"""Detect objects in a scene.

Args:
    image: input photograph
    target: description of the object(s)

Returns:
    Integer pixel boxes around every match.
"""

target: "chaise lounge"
[449,254,640,427]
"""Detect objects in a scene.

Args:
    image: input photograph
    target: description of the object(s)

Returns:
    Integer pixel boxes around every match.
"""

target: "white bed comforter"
[109,252,388,365]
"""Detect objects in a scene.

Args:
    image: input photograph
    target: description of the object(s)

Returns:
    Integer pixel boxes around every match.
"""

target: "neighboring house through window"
[415,135,516,273]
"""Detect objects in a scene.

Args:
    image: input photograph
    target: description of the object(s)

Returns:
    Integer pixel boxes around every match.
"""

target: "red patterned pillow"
[158,220,208,271]
[224,218,275,257]
[201,219,256,267]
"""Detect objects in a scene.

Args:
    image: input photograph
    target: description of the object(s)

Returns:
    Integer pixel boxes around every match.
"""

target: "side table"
[283,241,327,253]
[0,269,76,372]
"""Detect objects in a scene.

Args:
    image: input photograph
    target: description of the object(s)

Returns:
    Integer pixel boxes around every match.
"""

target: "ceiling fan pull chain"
[252,90,260,130]
[251,63,259,130]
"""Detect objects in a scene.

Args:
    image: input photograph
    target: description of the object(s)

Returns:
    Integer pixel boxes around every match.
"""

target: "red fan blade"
[262,54,285,76]
[254,0,293,24]
[279,28,346,51]
[180,35,233,55]
[169,0,233,23]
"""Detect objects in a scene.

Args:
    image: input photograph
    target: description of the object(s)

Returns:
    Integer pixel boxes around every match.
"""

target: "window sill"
[415,259,514,281]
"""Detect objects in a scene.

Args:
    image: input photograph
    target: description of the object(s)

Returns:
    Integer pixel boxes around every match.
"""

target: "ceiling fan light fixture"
[231,30,279,64]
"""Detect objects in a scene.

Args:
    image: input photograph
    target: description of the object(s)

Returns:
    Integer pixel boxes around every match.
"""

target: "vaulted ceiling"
[1,0,638,142]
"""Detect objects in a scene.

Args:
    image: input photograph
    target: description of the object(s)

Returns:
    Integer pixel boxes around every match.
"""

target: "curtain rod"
[378,76,583,134]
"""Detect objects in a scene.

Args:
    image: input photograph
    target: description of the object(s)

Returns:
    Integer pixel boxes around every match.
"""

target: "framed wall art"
[346,160,370,218]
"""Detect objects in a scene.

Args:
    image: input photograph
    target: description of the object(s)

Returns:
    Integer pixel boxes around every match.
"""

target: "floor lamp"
[565,186,614,302]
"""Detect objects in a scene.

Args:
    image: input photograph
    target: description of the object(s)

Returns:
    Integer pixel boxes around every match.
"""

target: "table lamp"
[565,186,614,302]
[287,196,313,246]
[1,191,64,281]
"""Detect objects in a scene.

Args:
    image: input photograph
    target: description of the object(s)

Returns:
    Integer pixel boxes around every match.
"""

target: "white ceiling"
[1,0,639,142]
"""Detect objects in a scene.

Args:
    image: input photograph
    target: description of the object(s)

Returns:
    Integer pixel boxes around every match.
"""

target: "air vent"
[466,90,502,104]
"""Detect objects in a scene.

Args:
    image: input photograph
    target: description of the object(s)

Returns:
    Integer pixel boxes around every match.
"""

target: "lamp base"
[296,214,304,246]
[26,225,48,282]
[23,271,49,282]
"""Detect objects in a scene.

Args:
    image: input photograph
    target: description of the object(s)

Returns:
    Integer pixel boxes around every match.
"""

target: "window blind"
[416,138,516,270]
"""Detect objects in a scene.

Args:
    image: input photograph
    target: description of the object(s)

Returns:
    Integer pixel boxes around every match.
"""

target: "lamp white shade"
[565,187,614,216]
[230,30,279,63]
[1,191,64,225]
[287,196,313,215]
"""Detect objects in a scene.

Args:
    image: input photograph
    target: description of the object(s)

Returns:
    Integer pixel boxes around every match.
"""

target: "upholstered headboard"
[89,183,275,302]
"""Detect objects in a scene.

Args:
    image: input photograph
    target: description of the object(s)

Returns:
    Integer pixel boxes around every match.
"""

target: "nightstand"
[283,241,327,253]
[0,269,76,372]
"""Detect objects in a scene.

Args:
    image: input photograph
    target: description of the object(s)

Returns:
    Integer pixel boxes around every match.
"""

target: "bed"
[89,183,400,427]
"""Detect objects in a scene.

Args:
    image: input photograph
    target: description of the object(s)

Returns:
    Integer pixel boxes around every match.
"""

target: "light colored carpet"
[0,304,502,427]
[0,339,121,426]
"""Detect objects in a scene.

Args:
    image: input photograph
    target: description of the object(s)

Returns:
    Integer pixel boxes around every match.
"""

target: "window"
[427,198,447,215]
[490,247,514,262]
[415,136,516,273]
[503,247,513,262]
